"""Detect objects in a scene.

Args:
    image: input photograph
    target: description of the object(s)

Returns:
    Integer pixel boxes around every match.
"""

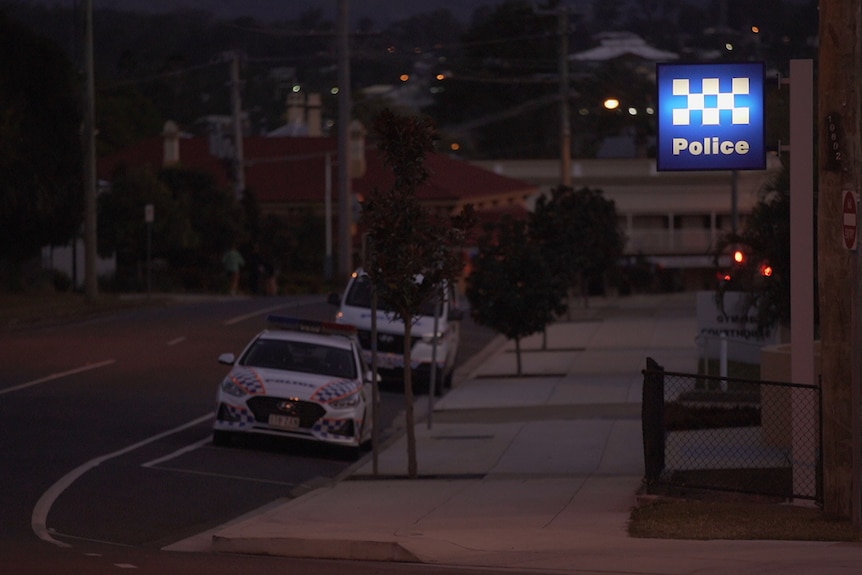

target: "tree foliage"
[530,186,625,303]
[360,108,476,477]
[466,216,562,373]
[0,12,83,288]
[424,1,573,158]
[715,163,794,333]
[95,87,163,157]
[97,167,186,284]
[98,166,242,290]
[362,109,476,316]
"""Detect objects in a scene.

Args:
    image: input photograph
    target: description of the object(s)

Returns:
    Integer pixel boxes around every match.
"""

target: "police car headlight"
[220,378,247,398]
[329,392,360,408]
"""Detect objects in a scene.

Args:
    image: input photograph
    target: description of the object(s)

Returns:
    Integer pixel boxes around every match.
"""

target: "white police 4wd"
[328,269,462,394]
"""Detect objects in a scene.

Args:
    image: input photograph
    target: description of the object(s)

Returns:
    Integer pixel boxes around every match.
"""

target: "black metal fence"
[642,357,822,503]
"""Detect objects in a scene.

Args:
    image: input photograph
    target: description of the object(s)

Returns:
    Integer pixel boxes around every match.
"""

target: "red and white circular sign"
[843,189,857,251]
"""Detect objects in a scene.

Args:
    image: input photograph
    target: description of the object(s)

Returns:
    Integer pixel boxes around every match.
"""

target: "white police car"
[213,316,373,455]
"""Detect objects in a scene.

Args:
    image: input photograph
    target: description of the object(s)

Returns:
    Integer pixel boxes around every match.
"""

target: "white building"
[471,155,782,291]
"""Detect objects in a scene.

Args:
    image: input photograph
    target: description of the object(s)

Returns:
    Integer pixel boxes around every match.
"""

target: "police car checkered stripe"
[311,379,361,403]
[230,367,266,395]
[671,77,750,126]
[313,417,357,438]
[223,404,255,426]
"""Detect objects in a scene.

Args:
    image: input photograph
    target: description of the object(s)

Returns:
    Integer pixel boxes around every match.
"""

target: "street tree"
[97,167,188,289]
[160,167,243,288]
[98,165,242,290]
[466,216,563,374]
[714,163,794,335]
[0,12,83,290]
[530,185,625,307]
[360,109,476,478]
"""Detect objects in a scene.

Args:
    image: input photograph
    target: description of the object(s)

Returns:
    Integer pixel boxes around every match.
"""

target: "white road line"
[222,302,299,326]
[32,413,215,548]
[0,360,116,396]
[141,437,211,468]
[166,336,187,346]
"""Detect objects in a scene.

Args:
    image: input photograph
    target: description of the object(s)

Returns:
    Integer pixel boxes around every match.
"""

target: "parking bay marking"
[142,437,297,487]
[32,413,215,548]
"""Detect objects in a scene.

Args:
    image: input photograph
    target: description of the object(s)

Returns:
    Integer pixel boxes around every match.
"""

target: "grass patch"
[665,468,791,497]
[629,498,862,541]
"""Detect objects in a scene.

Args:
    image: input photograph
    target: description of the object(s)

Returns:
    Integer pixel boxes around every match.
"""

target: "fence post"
[642,357,666,487]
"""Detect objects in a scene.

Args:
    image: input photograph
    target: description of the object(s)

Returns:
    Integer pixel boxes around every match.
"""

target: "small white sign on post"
[145,204,155,223]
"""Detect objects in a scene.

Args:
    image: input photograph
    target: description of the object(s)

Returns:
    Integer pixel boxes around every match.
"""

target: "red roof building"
[97,125,537,226]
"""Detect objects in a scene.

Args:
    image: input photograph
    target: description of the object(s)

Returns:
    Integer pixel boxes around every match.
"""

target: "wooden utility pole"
[83,0,98,300]
[817,0,859,520]
[558,7,571,187]
[337,0,352,280]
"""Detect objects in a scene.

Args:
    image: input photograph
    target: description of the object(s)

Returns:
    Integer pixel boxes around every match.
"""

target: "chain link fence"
[642,357,821,502]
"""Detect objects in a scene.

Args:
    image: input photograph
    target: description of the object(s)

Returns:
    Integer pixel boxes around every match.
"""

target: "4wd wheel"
[443,368,454,389]
[433,370,446,397]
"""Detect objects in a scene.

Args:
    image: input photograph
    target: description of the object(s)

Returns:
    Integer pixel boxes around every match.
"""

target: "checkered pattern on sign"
[671,77,750,126]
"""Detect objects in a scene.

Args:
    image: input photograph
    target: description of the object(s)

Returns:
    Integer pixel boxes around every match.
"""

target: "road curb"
[210,534,422,563]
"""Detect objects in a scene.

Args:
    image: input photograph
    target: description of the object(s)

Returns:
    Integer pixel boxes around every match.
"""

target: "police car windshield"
[242,339,356,379]
[345,275,443,316]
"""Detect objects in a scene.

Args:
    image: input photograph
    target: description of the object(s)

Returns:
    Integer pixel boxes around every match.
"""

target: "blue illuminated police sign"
[656,62,766,171]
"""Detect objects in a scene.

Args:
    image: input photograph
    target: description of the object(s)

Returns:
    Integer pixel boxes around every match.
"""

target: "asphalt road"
[0,294,498,574]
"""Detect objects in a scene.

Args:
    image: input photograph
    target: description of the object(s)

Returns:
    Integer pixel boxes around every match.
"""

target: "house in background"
[98,119,536,224]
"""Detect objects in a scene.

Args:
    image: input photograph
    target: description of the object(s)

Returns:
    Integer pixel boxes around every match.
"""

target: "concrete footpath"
[170,293,862,574]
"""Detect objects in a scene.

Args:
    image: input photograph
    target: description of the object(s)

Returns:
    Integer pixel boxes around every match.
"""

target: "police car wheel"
[213,430,239,447]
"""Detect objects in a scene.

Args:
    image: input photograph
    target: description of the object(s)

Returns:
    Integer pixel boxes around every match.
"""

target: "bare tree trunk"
[579,270,589,309]
[818,0,858,519]
[403,311,418,478]
[515,337,522,375]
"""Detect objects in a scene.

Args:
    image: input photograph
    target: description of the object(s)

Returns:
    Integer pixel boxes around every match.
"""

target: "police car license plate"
[268,414,300,430]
